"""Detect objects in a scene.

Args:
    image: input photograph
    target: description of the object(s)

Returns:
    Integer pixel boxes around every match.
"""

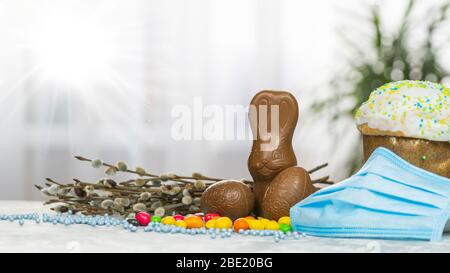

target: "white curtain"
[0,0,446,200]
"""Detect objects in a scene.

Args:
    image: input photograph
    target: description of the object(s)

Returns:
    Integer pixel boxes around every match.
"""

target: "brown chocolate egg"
[261,166,316,221]
[200,180,255,220]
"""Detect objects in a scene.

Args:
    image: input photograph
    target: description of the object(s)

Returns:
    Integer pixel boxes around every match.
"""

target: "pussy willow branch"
[308,163,328,174]
[41,177,206,196]
[75,155,247,184]
[311,176,332,185]
[37,155,332,216]
[45,178,156,195]
[74,155,331,184]
[75,156,156,178]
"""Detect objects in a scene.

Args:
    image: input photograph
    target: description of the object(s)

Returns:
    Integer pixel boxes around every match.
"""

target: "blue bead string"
[0,213,306,243]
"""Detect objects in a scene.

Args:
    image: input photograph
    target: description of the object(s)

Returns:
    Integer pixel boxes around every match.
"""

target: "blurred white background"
[0,0,448,200]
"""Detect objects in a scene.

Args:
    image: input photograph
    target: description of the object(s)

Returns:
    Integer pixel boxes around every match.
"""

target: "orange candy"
[233,218,250,232]
[184,215,204,228]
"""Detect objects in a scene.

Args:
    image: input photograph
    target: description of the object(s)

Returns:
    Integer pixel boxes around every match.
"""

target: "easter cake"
[355,80,450,178]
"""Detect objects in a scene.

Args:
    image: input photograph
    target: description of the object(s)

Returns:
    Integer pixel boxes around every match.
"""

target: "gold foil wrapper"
[362,135,450,178]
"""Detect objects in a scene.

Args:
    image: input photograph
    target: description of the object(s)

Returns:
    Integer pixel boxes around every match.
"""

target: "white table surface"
[1,201,449,253]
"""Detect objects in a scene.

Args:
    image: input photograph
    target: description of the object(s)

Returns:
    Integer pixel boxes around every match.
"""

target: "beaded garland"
[0,213,304,243]
[355,80,450,142]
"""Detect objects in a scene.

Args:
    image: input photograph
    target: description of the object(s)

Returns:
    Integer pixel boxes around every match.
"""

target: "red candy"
[173,214,184,221]
[135,212,151,226]
[204,213,220,222]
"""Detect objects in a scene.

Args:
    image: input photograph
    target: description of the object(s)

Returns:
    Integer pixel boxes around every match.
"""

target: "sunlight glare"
[33,13,115,85]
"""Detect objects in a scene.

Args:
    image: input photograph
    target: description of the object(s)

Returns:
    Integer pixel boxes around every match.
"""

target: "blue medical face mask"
[290,147,450,241]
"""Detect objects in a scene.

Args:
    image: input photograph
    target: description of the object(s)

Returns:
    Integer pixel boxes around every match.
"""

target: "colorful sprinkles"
[355,80,449,142]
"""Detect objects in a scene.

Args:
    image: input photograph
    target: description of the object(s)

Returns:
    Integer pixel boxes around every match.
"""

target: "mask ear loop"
[355,147,391,175]
[444,218,450,233]
[431,202,450,242]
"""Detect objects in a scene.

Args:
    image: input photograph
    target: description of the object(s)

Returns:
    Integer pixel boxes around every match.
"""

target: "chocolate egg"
[200,180,254,220]
[261,166,315,221]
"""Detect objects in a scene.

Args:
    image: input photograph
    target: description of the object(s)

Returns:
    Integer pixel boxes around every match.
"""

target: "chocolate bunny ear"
[278,92,299,132]
[249,90,299,143]
[249,91,269,142]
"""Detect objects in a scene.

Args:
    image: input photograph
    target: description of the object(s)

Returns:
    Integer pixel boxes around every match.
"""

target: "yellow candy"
[259,218,270,228]
[214,217,233,229]
[265,220,280,230]
[278,216,290,226]
[248,220,265,230]
[245,219,256,226]
[161,216,176,225]
[205,219,217,229]
[175,220,187,228]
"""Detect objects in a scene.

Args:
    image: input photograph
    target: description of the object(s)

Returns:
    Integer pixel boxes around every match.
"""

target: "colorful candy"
[175,219,187,228]
[185,215,204,228]
[247,219,265,230]
[265,220,280,230]
[173,214,185,221]
[233,218,249,232]
[151,215,162,223]
[204,213,220,222]
[214,217,233,229]
[278,216,290,226]
[127,218,140,227]
[279,223,292,234]
[258,218,270,228]
[161,216,176,225]
[133,212,292,234]
[135,212,151,226]
[205,219,217,229]
[146,213,293,235]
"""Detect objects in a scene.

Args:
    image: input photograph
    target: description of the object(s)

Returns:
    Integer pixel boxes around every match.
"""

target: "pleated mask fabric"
[290,147,450,241]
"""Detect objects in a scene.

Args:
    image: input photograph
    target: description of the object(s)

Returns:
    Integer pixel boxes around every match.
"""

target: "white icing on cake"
[355,80,450,142]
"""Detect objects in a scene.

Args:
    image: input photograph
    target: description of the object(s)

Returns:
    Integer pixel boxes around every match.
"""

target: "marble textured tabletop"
[0,201,449,253]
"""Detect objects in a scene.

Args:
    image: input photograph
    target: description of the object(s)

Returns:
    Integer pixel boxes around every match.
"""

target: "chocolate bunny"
[248,90,316,220]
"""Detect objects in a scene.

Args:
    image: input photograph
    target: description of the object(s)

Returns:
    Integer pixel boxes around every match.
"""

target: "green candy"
[127,218,139,227]
[151,215,162,223]
[279,223,292,234]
